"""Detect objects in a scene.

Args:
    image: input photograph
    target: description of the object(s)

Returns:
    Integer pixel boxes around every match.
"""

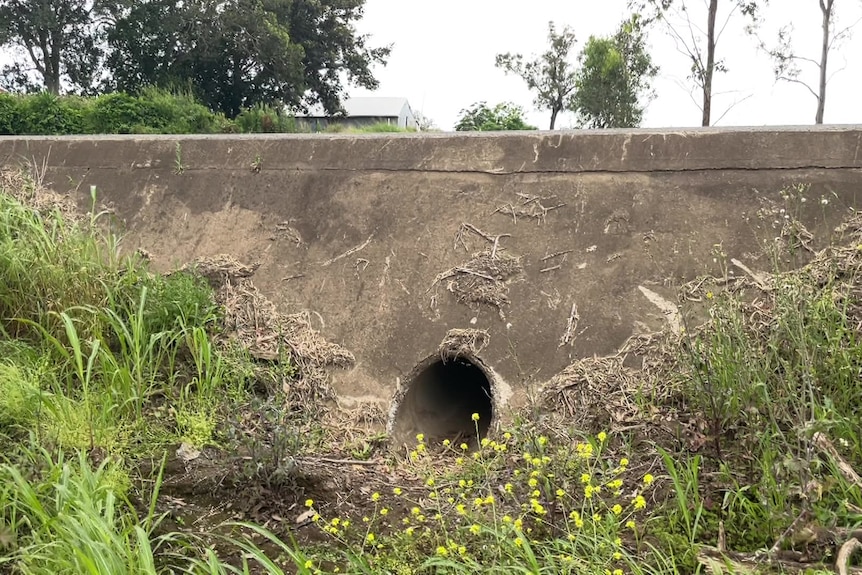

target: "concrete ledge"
[2,125,861,174]
[2,127,862,417]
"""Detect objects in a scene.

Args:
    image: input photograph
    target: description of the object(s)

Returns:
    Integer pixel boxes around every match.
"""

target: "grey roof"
[296,97,411,118]
[343,97,410,117]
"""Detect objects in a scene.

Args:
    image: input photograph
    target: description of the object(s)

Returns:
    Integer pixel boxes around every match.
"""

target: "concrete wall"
[2,127,861,413]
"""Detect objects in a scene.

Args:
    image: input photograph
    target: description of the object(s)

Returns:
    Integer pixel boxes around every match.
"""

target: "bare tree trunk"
[549,106,558,130]
[816,0,833,124]
[702,0,718,126]
[48,41,62,95]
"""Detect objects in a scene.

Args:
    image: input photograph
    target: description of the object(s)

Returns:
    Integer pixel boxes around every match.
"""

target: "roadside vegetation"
[0,91,413,136]
[0,170,860,573]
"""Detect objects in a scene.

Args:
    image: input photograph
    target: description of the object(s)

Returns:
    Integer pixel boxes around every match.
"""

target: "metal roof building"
[296,97,418,131]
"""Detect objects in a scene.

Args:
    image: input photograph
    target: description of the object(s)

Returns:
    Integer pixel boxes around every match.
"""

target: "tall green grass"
[0,444,155,574]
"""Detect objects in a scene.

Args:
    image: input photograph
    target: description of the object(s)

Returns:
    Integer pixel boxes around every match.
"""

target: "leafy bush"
[113,269,218,338]
[0,93,18,135]
[0,90,295,135]
[15,93,90,135]
[0,363,41,428]
[454,101,536,131]
[235,103,297,133]
[88,92,154,134]
[137,87,226,134]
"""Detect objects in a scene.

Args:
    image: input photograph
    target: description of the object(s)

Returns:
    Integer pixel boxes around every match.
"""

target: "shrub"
[0,90,226,135]
[137,87,224,134]
[88,92,158,134]
[235,103,297,133]
[0,93,18,135]
[15,92,90,135]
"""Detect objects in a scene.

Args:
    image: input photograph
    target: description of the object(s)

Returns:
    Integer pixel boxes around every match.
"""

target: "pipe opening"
[390,355,493,446]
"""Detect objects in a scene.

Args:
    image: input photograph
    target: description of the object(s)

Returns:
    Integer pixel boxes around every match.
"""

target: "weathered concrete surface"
[2,127,862,414]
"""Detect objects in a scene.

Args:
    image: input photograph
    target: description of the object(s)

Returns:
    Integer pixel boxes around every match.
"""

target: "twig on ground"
[541,249,574,262]
[731,258,771,291]
[837,537,862,575]
[320,234,374,267]
[455,223,511,258]
[813,432,862,487]
[559,302,580,348]
[298,457,383,466]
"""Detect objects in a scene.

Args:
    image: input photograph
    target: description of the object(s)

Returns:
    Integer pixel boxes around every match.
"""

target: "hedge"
[0,89,299,135]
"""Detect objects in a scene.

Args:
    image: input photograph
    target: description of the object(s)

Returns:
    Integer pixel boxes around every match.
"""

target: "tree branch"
[712,92,752,125]
[828,15,862,51]
[777,75,820,100]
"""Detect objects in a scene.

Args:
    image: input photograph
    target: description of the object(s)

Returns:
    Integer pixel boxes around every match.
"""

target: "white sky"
[350,0,862,130]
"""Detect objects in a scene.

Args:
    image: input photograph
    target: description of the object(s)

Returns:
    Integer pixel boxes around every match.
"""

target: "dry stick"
[454,267,497,281]
[516,192,558,205]
[837,538,862,575]
[541,249,574,262]
[462,223,495,242]
[540,264,562,273]
[427,266,496,292]
[459,223,511,258]
[559,302,580,348]
[813,432,862,486]
[768,509,809,556]
[731,258,771,291]
[281,274,305,281]
[320,234,374,267]
[298,456,382,466]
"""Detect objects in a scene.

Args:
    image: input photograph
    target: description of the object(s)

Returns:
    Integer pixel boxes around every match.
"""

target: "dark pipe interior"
[393,356,493,445]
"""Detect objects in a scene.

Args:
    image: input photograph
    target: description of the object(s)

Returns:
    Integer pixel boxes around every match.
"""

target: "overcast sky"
[350,0,862,130]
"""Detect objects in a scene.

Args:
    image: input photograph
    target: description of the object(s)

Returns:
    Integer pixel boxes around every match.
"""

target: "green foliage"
[0,0,388,118]
[496,22,579,130]
[86,89,223,134]
[323,121,412,133]
[0,363,42,428]
[574,16,658,128]
[0,186,118,339]
[15,92,90,135]
[104,0,390,118]
[236,104,298,133]
[87,92,154,134]
[114,270,218,338]
[0,178,240,452]
[0,176,310,571]
[454,102,537,132]
[0,446,143,573]
[0,0,106,94]
[0,90,299,134]
[0,93,18,134]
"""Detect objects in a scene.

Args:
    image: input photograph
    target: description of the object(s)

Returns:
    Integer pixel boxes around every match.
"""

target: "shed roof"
[343,97,410,117]
[296,97,411,118]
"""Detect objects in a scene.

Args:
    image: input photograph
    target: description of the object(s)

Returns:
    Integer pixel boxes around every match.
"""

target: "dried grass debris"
[541,331,681,431]
[1,167,84,224]
[438,328,490,360]
[183,254,354,406]
[430,248,523,314]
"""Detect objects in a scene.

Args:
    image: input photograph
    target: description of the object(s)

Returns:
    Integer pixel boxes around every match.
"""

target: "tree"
[764,1,860,124]
[0,0,105,94]
[573,16,659,128]
[495,22,578,130]
[103,0,390,118]
[413,111,438,131]
[454,102,537,131]
[631,0,768,126]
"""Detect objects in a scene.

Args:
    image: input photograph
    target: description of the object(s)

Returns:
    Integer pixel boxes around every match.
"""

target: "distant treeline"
[0,89,298,135]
